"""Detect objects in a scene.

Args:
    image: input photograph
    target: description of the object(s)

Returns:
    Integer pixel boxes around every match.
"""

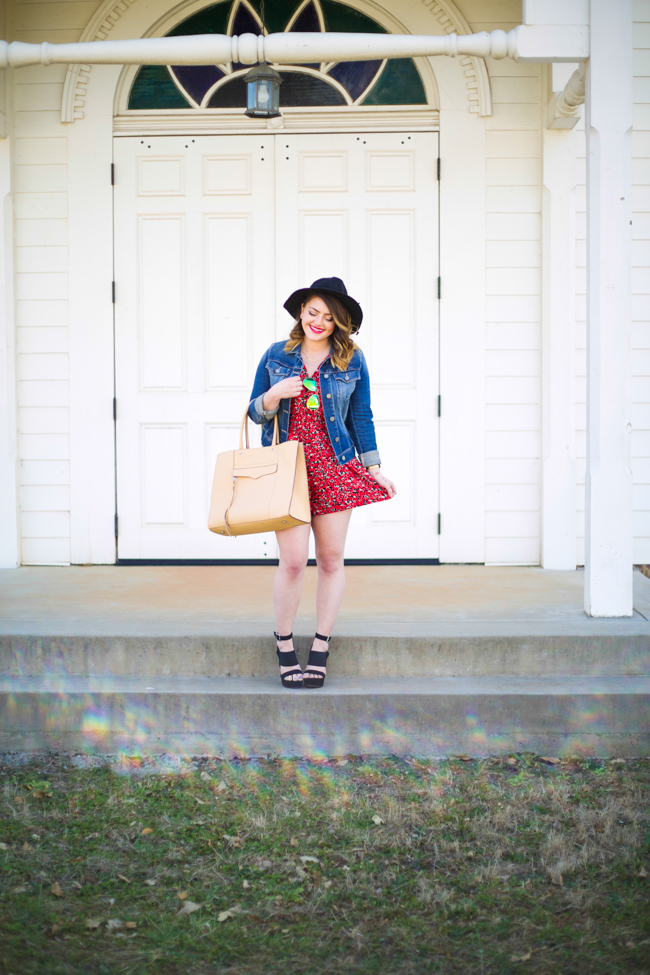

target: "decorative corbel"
[547,63,586,129]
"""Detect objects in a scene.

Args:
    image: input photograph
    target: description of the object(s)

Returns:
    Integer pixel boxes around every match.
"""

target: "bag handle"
[240,405,279,451]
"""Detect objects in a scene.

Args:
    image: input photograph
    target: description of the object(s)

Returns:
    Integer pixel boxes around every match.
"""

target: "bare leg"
[306,509,352,679]
[274,523,310,681]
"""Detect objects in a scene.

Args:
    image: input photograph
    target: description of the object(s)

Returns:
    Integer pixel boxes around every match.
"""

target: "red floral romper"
[287,365,389,516]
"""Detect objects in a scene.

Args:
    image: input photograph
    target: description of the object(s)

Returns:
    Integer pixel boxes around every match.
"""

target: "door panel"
[114,131,438,560]
[275,132,439,559]
[114,135,277,560]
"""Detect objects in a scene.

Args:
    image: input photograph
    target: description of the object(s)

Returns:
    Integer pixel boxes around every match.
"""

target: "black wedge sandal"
[274,632,304,689]
[303,633,331,689]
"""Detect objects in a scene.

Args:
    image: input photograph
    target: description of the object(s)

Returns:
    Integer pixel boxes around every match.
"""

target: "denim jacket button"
[335,437,339,442]
[324,373,329,378]
[329,416,335,421]
[326,393,331,398]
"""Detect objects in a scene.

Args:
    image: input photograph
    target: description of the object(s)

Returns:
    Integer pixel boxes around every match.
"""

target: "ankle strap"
[274,631,293,642]
[314,632,331,642]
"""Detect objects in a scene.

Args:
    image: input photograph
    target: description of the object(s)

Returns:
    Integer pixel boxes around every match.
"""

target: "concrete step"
[2,630,649,679]
[2,674,648,758]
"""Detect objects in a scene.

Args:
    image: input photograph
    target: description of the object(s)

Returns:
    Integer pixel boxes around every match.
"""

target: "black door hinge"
[437,277,441,299]
[438,394,441,418]
[111,163,115,185]
[113,397,117,421]
[114,514,118,537]
[437,513,441,535]
[437,157,441,180]
[112,281,116,303]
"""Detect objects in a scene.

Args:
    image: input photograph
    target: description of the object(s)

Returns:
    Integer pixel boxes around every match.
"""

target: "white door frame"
[65,3,488,565]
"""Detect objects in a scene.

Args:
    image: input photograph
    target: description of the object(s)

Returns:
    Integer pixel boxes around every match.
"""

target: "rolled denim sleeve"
[248,348,276,425]
[347,351,381,465]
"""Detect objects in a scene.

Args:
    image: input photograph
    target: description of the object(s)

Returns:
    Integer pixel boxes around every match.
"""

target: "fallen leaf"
[216,780,228,792]
[72,881,83,890]
[33,790,52,799]
[200,771,212,782]
[117,874,131,884]
[141,828,153,835]
[457,755,473,762]
[14,796,23,805]
[300,855,319,864]
[12,885,27,894]
[242,880,250,889]
[217,905,241,923]
[50,924,60,936]
[125,921,137,930]
[282,928,290,934]
[511,949,532,962]
[144,878,157,886]
[638,867,648,878]
[178,900,201,916]
[290,838,298,847]
[85,919,101,930]
[0,842,7,850]
[107,919,123,932]
[22,842,32,851]
[194,797,207,805]
[506,757,518,766]
[611,758,626,764]
[336,760,348,766]
[177,891,188,901]
[51,882,63,897]
[324,880,332,888]
[540,757,561,765]
[85,832,99,841]
[372,815,384,826]
[549,870,563,886]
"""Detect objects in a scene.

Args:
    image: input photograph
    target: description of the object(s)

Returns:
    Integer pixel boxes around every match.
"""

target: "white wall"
[10,0,102,564]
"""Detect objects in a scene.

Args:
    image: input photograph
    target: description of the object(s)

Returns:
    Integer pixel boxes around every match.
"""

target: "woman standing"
[248,277,396,689]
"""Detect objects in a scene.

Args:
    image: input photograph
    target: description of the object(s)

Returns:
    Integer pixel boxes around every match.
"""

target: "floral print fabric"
[288,366,389,516]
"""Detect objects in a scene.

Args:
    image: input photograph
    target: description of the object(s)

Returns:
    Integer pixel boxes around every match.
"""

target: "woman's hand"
[262,376,304,412]
[370,468,396,498]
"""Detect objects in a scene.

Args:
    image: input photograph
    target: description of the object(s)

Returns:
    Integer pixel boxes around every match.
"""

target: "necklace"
[302,349,330,362]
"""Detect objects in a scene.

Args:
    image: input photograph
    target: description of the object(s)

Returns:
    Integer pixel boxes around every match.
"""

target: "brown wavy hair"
[284,293,358,371]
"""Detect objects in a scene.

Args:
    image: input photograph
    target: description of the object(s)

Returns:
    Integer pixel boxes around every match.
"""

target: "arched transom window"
[128,0,427,110]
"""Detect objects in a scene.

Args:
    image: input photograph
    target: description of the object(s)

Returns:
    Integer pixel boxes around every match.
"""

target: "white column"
[0,69,19,569]
[541,65,578,569]
[584,0,633,616]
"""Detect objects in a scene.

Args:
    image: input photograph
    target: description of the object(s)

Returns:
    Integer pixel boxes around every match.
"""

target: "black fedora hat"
[283,277,363,333]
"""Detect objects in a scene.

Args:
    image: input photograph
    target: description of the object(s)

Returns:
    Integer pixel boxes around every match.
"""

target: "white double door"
[114,131,439,560]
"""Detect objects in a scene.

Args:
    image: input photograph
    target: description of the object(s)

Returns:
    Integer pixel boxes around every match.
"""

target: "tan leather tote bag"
[208,407,311,537]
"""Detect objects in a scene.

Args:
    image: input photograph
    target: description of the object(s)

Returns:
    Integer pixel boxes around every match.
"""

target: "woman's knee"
[279,554,307,579]
[316,550,344,575]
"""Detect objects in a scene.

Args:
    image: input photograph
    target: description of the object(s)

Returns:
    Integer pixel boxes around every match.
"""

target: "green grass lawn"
[0,753,648,974]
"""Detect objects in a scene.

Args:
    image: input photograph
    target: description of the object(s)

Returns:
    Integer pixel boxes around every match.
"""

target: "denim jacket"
[248,341,381,468]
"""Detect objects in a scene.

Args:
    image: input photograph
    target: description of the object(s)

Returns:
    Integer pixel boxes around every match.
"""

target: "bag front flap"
[233,463,278,479]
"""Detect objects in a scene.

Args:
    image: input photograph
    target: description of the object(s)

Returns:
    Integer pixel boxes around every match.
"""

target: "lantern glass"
[244,63,282,119]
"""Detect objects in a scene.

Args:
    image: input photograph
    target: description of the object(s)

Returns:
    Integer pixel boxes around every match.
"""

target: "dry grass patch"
[0,754,648,975]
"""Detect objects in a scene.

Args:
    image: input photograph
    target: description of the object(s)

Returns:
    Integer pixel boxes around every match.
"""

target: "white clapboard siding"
[12,0,103,565]
[632,8,650,563]
[485,54,542,565]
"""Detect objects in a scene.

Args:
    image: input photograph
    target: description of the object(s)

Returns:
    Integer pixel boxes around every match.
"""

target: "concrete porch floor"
[1,565,649,758]
[3,563,650,636]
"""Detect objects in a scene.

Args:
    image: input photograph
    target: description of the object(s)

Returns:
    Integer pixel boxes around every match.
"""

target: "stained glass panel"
[320,0,386,34]
[207,76,248,108]
[289,1,321,31]
[278,71,346,105]
[362,58,426,106]
[328,59,381,102]
[128,65,190,109]
[168,2,230,36]
[128,0,429,111]
[171,65,224,105]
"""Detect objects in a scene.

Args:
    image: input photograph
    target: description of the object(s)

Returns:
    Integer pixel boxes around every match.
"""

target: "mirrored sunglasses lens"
[303,379,317,392]
[306,394,319,410]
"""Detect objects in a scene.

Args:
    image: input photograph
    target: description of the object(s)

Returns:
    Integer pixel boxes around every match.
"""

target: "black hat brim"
[283,287,363,331]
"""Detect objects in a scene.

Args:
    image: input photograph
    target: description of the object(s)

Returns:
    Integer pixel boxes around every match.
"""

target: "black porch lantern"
[244,62,282,119]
